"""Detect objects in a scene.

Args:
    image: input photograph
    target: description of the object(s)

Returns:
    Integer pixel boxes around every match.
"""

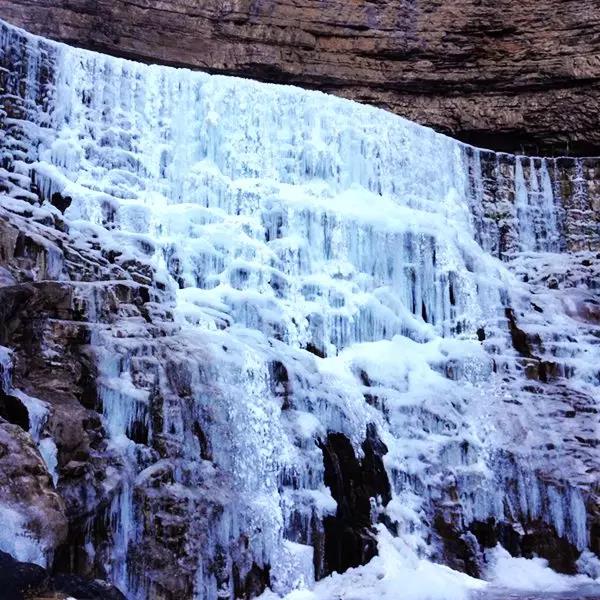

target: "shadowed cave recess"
[0,15,599,600]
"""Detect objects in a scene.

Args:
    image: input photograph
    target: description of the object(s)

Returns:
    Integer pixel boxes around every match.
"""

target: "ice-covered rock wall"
[0,19,599,600]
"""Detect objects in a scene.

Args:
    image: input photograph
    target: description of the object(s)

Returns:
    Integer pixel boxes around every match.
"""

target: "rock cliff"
[2,0,600,155]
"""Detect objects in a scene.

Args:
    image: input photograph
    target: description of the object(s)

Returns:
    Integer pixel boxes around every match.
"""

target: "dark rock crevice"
[0,391,29,430]
[318,424,391,576]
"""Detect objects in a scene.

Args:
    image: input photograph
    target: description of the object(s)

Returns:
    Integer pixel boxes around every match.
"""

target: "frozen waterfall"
[0,19,599,600]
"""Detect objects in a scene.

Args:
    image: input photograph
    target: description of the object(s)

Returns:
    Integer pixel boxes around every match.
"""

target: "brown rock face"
[0,421,67,556]
[2,0,600,156]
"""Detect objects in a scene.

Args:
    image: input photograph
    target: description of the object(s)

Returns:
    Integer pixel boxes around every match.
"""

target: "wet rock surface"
[2,1,600,155]
[468,518,581,574]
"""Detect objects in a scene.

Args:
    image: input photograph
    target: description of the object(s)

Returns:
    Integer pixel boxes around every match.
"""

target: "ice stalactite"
[514,157,561,254]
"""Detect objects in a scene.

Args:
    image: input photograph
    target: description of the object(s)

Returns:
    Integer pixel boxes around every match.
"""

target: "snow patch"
[0,505,46,567]
[485,546,594,593]
[262,528,486,600]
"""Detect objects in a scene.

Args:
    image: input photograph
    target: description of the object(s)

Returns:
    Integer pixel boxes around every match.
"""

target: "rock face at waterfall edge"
[0,18,599,600]
[2,0,600,156]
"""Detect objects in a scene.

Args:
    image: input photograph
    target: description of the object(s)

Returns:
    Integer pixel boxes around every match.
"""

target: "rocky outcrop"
[0,550,125,600]
[2,0,600,155]
[318,426,391,576]
[0,419,67,562]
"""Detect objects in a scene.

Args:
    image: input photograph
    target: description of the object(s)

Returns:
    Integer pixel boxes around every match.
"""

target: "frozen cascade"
[0,19,599,600]
[514,157,561,254]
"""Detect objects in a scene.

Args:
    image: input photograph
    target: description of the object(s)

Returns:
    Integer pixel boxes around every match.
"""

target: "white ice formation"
[0,18,599,600]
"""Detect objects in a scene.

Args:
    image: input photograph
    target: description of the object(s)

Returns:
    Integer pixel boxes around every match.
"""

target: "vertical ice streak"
[515,157,561,253]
